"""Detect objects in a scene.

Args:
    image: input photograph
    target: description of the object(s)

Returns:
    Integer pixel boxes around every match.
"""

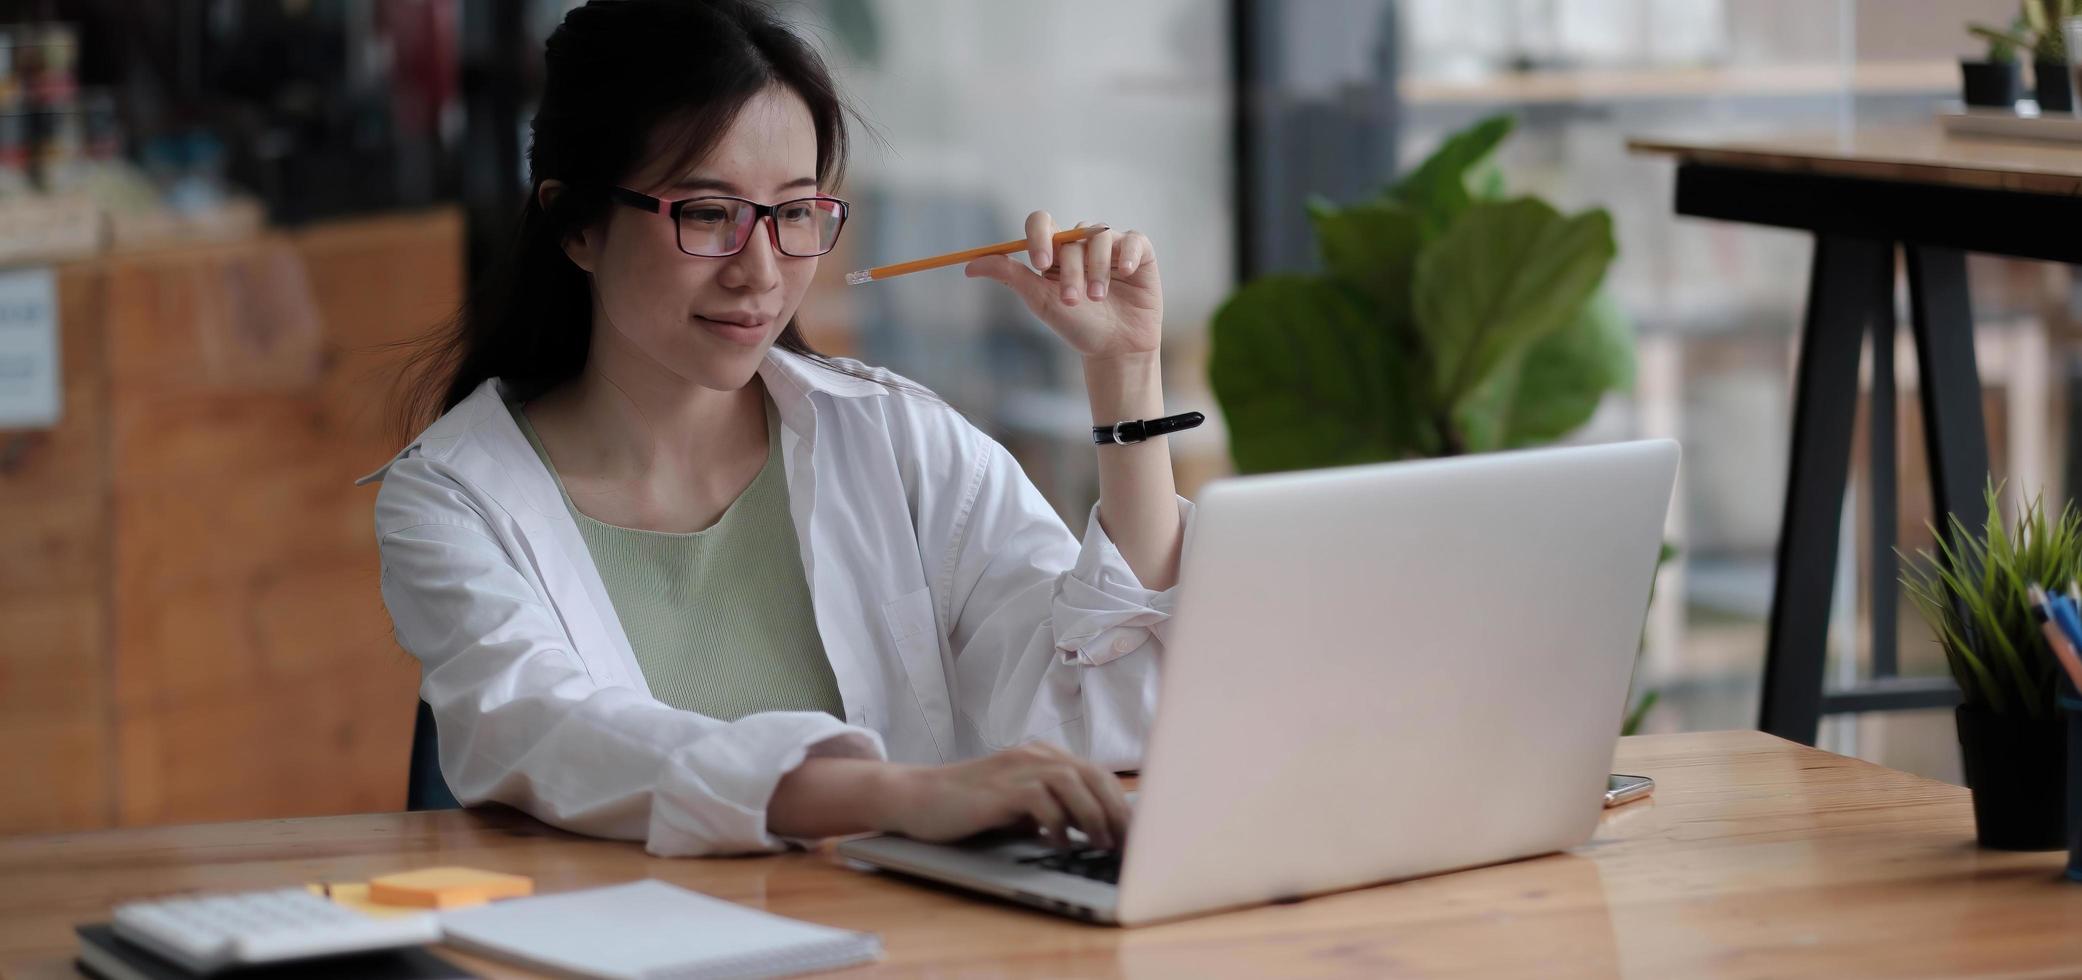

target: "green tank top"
[506,394,844,722]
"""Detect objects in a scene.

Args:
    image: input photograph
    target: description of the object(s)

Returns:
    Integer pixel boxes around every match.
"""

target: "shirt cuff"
[1051,495,1195,666]
[647,714,887,856]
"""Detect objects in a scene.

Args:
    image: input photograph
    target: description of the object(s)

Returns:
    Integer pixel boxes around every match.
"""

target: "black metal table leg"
[1905,245,1993,549]
[1871,277,1899,680]
[1760,235,1895,746]
[1666,162,2028,737]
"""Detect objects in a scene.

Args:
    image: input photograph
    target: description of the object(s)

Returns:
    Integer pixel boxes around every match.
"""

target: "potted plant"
[1963,19,2026,108]
[2027,0,2076,111]
[1208,114,1659,728]
[1901,484,2078,850]
[1971,0,2075,112]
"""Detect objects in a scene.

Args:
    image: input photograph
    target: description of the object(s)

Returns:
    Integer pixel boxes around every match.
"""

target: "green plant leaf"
[1410,198,1617,408]
[2019,1,2067,60]
[1310,198,1423,318]
[1471,163,1508,202]
[1621,689,1659,737]
[1211,110,1631,472]
[1969,23,2025,60]
[1208,275,1410,474]
[1386,114,1515,239]
[1619,541,1679,736]
[1453,287,1635,452]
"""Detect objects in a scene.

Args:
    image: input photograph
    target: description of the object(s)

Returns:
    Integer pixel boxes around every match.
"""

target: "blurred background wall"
[0,0,2071,834]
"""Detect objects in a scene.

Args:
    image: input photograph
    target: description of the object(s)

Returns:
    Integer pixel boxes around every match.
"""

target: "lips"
[694,312,774,329]
[692,312,774,347]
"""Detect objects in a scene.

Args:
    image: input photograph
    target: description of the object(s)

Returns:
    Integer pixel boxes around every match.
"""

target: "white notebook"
[437,879,881,980]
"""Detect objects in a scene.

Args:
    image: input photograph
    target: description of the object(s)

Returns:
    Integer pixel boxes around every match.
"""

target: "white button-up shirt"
[359,348,1194,856]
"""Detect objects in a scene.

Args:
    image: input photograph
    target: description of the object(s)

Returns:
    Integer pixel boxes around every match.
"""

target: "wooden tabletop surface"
[6,730,2081,978]
[1629,124,2082,195]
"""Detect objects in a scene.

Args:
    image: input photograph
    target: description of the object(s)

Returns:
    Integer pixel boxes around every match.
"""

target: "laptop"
[837,439,1680,926]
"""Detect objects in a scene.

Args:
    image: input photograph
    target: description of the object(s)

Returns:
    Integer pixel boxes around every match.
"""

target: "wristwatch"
[1093,411,1204,446]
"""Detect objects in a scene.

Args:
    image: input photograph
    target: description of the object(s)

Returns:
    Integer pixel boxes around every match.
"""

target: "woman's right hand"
[878,742,1133,850]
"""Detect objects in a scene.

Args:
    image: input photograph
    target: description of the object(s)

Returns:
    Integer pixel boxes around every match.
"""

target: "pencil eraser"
[367,866,535,909]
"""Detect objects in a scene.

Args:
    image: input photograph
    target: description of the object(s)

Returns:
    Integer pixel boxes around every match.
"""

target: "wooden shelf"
[1405,59,1957,106]
[0,207,463,834]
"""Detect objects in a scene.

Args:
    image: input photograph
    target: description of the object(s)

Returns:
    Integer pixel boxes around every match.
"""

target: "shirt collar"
[757,345,892,401]
[358,345,887,486]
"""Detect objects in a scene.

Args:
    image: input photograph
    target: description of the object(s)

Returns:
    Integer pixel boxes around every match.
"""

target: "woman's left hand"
[964,211,1162,361]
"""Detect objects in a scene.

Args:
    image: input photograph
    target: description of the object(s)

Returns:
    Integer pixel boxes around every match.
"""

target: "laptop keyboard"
[1017,848,1121,884]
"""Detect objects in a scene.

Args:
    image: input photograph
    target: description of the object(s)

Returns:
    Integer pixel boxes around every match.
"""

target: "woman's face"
[566,85,824,392]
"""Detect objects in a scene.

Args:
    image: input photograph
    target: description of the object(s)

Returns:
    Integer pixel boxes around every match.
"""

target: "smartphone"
[1604,773,1655,807]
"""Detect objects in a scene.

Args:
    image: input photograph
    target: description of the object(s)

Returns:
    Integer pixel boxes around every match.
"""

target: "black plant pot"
[2036,61,2075,113]
[1961,59,2025,107]
[1956,705,2066,850]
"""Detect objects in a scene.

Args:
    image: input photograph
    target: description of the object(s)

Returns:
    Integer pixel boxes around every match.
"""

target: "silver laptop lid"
[1115,440,1679,925]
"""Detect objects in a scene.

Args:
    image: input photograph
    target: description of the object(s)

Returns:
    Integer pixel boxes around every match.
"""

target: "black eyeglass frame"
[607,186,851,258]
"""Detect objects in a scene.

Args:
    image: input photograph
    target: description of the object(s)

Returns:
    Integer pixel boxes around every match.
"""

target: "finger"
[1054,229,1086,306]
[1025,211,1057,273]
[1062,758,1130,848]
[1083,228,1116,301]
[1016,740,1067,760]
[1116,231,1151,278]
[1085,765,1134,847]
[1042,768,1112,850]
[965,254,1057,310]
[1024,787,1070,849]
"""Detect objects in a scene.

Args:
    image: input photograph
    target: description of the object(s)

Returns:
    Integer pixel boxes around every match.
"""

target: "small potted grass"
[1902,484,2080,850]
[1964,19,2027,107]
[1971,0,2078,111]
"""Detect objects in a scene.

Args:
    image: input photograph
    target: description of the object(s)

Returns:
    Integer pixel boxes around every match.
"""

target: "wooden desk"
[1629,126,2082,746]
[1628,126,2082,197]
[6,731,2081,978]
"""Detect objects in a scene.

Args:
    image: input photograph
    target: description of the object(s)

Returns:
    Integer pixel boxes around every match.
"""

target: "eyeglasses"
[607,187,850,258]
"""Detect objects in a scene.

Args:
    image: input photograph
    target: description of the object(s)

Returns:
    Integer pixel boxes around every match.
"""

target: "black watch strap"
[1093,411,1204,446]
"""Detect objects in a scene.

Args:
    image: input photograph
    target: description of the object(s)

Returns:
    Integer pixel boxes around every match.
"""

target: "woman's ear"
[538,179,600,274]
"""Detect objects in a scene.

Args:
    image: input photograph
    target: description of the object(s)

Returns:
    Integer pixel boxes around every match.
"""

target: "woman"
[365,0,1193,857]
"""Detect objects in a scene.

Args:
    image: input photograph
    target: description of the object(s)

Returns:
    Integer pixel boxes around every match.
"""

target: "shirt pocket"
[881,586,954,761]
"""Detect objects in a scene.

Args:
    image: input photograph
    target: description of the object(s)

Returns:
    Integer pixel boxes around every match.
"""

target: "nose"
[718,216,784,291]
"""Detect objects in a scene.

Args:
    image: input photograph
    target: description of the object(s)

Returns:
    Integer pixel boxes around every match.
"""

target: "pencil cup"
[2063,672,2082,881]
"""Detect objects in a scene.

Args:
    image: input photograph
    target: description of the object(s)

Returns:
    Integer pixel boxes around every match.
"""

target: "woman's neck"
[531,350,769,490]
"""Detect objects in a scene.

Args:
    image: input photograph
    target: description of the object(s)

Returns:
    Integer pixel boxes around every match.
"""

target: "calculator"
[111,887,442,974]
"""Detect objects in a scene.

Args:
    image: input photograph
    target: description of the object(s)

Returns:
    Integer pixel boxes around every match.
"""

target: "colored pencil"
[2029,583,2082,692]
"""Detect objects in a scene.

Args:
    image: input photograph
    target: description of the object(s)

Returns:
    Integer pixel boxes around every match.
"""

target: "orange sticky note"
[367,867,535,909]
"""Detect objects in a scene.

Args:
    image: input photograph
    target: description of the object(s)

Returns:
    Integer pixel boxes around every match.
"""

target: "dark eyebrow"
[672,176,819,195]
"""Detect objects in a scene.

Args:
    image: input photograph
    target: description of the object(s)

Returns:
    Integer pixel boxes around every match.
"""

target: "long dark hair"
[394,0,907,440]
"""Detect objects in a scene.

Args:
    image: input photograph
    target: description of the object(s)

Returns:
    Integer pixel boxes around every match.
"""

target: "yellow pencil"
[844,225,1107,285]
